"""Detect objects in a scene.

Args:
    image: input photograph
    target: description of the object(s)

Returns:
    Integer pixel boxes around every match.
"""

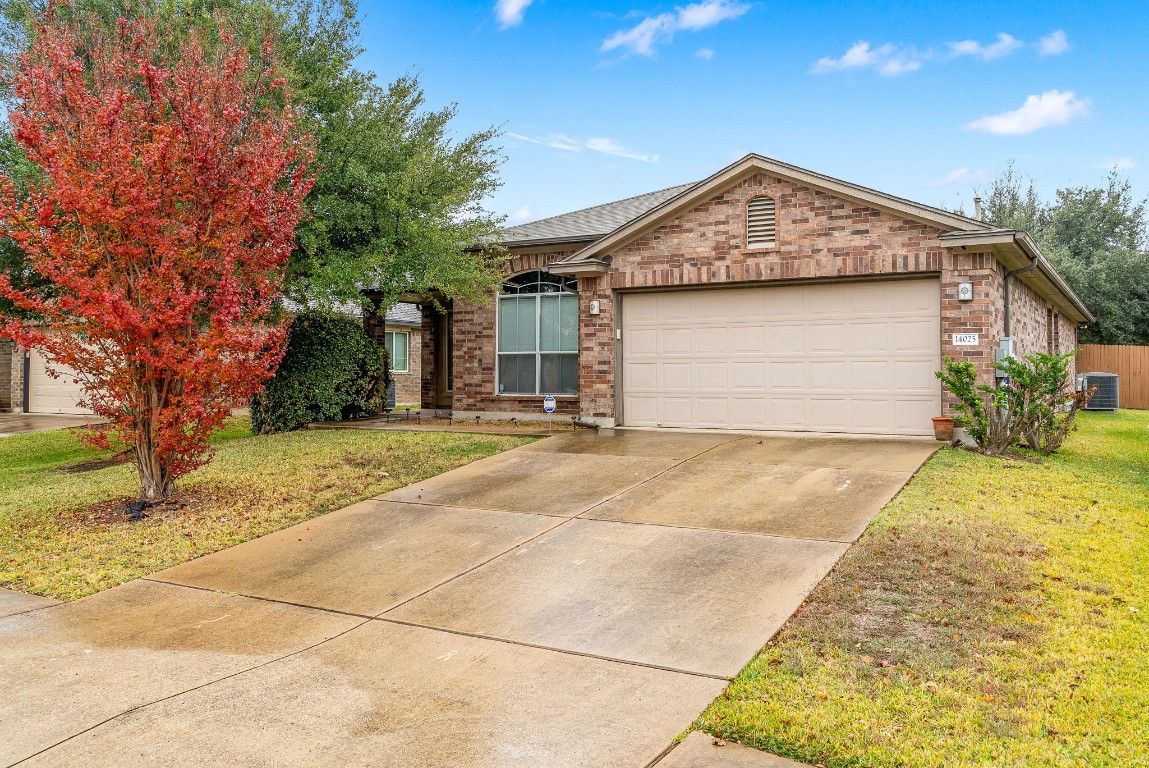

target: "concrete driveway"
[0,429,936,767]
[0,413,100,437]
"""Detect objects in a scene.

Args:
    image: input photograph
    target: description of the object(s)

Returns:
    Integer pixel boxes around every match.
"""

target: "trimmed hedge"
[251,311,388,434]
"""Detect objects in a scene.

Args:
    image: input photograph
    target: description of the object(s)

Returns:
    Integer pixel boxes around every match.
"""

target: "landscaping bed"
[696,410,1149,767]
[0,419,532,600]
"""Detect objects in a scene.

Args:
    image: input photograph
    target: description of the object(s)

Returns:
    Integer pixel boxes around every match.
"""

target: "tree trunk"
[134,379,176,500]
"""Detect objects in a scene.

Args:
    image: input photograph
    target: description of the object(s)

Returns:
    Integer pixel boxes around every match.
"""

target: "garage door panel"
[807,323,847,353]
[893,360,939,393]
[659,329,691,355]
[695,362,728,389]
[692,327,727,355]
[893,319,939,352]
[695,398,729,427]
[769,361,805,390]
[766,325,805,354]
[849,361,891,392]
[732,362,766,389]
[621,281,940,435]
[660,362,693,390]
[849,321,891,353]
[768,397,806,428]
[731,326,766,354]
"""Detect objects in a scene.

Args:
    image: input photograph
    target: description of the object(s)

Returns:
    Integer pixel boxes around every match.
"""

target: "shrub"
[251,311,388,434]
[935,350,1086,456]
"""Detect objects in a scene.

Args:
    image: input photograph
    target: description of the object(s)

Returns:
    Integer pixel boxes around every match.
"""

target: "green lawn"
[0,419,532,600]
[697,410,1149,767]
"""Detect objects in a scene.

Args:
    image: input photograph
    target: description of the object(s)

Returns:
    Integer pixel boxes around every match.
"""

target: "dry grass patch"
[0,419,532,600]
[697,411,1149,767]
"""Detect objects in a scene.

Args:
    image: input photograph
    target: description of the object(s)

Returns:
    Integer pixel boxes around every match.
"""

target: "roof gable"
[561,154,992,263]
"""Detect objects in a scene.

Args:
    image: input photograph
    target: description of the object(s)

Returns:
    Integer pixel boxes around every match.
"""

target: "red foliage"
[0,14,313,498]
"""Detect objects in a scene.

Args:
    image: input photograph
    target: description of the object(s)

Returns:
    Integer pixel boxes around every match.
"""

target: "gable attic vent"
[747,196,777,248]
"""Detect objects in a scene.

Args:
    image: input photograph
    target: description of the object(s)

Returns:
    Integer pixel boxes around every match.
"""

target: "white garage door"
[27,349,92,414]
[621,279,941,435]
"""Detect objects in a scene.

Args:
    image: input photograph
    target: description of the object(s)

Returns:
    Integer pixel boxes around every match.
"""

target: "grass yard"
[697,410,1149,767]
[0,420,532,600]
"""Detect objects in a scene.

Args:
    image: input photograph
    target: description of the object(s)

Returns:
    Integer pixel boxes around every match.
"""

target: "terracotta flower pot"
[931,416,955,442]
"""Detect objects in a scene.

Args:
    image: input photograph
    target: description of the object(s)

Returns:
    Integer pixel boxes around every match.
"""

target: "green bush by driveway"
[0,420,531,600]
[698,411,1149,767]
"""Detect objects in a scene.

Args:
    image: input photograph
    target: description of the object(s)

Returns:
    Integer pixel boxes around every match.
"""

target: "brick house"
[2,302,426,414]
[413,154,1091,436]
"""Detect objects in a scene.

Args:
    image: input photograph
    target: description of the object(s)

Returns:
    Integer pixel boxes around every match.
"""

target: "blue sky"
[358,1,1148,225]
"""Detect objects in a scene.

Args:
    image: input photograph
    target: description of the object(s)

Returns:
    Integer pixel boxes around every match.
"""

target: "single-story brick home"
[1,303,425,414]
[407,154,1091,436]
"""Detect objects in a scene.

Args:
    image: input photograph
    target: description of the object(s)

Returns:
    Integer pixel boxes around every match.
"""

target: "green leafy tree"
[973,163,1149,345]
[0,0,506,313]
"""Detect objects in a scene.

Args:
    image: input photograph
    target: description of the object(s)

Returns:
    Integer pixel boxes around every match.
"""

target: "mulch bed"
[65,490,212,526]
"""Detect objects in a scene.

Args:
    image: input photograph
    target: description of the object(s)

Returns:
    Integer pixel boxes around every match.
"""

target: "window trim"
[746,195,778,250]
[384,330,410,373]
[495,271,579,397]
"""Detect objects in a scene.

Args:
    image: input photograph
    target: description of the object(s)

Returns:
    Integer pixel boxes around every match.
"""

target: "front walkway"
[0,429,936,767]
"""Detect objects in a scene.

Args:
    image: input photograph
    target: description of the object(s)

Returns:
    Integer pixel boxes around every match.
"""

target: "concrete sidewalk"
[0,429,936,767]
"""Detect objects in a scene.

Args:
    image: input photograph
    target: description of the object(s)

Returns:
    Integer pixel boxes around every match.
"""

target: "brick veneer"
[442,171,1078,426]
[0,340,23,412]
[363,311,423,405]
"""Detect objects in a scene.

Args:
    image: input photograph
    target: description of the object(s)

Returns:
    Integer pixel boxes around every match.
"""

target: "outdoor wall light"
[588,300,601,315]
[957,282,974,301]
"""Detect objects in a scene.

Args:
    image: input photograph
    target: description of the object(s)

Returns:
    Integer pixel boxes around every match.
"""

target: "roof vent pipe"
[973,196,984,221]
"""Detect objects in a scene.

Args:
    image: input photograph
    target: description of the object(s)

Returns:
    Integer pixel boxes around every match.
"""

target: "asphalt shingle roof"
[384,302,422,326]
[501,183,696,244]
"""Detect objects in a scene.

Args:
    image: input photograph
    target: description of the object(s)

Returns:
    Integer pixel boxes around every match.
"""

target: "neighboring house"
[1,303,426,414]
[364,302,423,405]
[405,154,1090,436]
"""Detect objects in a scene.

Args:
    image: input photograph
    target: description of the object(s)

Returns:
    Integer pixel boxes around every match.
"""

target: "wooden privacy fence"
[1077,344,1149,410]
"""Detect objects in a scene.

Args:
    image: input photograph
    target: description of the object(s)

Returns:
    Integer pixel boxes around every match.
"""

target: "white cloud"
[811,41,926,77]
[506,132,582,152]
[602,0,749,57]
[695,47,715,60]
[506,204,534,225]
[965,90,1090,135]
[925,167,990,188]
[1038,30,1070,56]
[508,131,659,162]
[585,137,659,163]
[947,33,1022,60]
[494,0,533,29]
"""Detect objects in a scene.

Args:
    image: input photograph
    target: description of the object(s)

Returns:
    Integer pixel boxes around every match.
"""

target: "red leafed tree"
[0,14,313,500]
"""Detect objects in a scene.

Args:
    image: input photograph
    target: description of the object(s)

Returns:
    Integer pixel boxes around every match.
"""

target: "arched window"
[497,271,578,395]
[746,195,777,249]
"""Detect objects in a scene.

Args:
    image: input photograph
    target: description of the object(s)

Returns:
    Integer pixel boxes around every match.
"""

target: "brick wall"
[0,340,22,412]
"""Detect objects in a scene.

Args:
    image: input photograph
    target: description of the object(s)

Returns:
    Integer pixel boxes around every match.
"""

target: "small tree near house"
[0,13,313,500]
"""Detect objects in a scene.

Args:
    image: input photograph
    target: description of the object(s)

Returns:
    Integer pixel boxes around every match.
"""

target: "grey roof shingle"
[501,183,695,245]
[384,302,422,326]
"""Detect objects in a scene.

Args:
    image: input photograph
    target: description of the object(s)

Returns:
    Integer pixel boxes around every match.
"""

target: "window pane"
[392,332,408,372]
[539,295,577,352]
[540,353,578,395]
[498,297,536,353]
[498,354,536,394]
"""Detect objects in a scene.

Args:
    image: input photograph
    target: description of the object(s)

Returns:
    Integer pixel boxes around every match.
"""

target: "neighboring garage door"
[27,349,92,414]
[621,279,941,435]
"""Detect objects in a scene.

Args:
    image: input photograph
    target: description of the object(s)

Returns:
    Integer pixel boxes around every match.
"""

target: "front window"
[384,330,409,373]
[497,271,578,395]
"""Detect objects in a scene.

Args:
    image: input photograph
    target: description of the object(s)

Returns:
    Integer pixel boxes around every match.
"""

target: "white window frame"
[495,272,578,396]
[384,330,410,373]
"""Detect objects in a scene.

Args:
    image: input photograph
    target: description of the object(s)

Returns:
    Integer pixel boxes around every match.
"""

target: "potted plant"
[931,415,955,442]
